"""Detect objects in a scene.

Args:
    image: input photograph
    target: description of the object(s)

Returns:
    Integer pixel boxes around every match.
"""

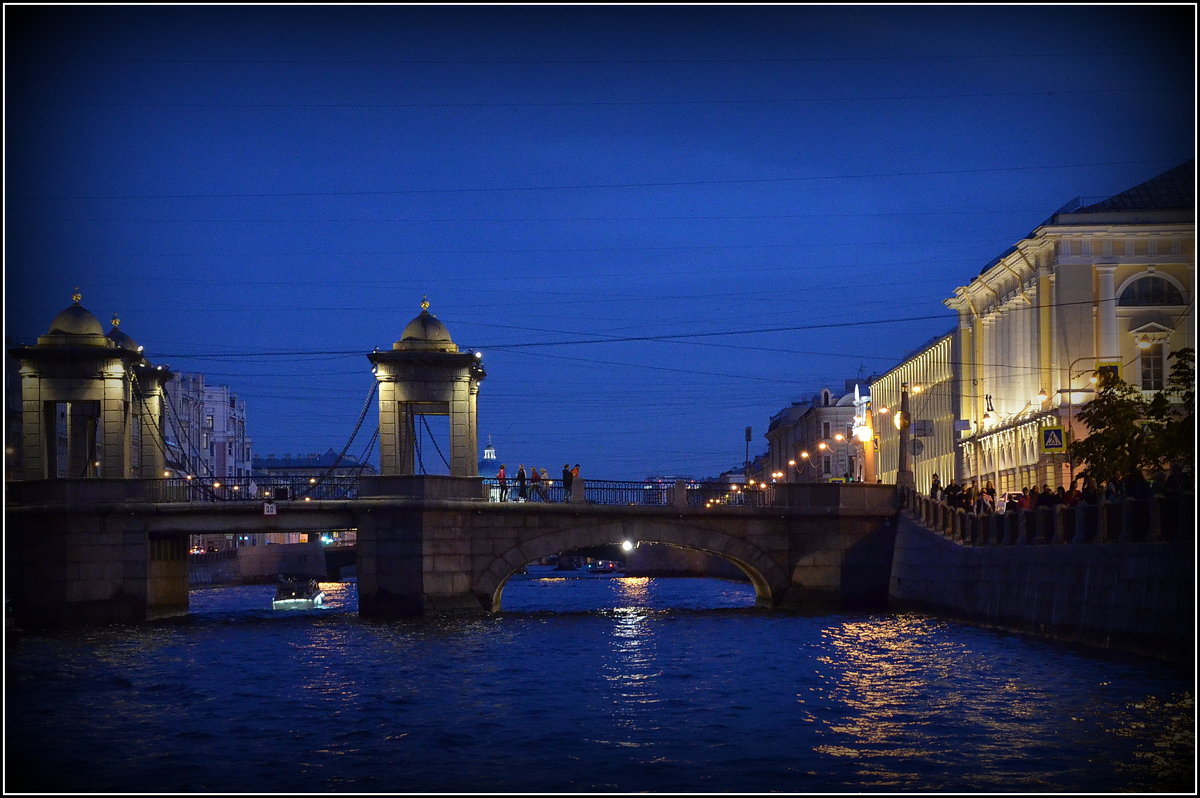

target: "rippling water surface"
[5,574,1194,793]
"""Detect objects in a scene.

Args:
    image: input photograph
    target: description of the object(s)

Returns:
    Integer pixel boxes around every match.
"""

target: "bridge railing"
[899,486,1195,544]
[145,476,362,503]
[145,475,779,507]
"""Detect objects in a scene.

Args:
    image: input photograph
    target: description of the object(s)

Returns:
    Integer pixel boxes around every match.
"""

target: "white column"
[1096,264,1120,360]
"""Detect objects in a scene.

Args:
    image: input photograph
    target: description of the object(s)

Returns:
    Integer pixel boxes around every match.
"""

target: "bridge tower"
[8,291,173,481]
[7,292,186,628]
[366,298,486,496]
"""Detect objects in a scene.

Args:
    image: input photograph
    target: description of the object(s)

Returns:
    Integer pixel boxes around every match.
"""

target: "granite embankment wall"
[891,489,1194,660]
[189,542,326,586]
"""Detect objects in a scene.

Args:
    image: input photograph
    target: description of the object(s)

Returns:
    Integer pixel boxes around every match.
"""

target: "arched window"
[822,390,831,407]
[1118,275,1185,306]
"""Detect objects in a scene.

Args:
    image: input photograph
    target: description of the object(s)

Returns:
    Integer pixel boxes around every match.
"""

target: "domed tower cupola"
[8,290,172,481]
[397,297,459,352]
[366,297,486,489]
[106,313,141,354]
[40,288,109,346]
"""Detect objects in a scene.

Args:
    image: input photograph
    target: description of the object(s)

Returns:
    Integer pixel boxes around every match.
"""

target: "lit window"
[1140,343,1165,390]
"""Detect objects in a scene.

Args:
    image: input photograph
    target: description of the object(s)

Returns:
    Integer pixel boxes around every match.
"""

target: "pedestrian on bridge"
[562,464,573,501]
[517,465,528,502]
[531,468,549,501]
[497,464,509,502]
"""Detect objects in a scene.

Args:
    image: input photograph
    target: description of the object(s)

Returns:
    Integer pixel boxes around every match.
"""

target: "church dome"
[47,293,105,337]
[396,298,457,351]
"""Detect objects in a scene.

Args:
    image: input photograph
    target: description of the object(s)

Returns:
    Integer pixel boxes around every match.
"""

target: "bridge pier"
[6,484,189,628]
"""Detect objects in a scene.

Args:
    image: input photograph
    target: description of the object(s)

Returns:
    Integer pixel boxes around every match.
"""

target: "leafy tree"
[1145,347,1195,475]
[1069,347,1195,482]
[1068,372,1153,483]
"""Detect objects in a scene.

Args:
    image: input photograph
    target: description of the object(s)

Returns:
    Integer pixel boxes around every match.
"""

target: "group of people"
[494,463,580,502]
[928,463,1190,515]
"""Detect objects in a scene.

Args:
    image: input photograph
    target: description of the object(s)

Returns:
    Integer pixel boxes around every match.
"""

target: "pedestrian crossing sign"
[1040,425,1066,453]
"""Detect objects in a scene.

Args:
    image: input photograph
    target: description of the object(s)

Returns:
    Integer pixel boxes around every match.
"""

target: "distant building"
[871,331,960,492]
[763,398,813,481]
[796,382,870,482]
[163,372,253,479]
[253,449,377,479]
[478,436,498,477]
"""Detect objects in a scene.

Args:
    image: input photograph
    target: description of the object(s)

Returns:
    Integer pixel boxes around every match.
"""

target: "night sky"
[4,4,1195,479]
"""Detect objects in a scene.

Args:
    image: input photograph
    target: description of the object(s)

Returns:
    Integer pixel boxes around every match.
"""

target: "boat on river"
[272,576,325,610]
[585,560,624,575]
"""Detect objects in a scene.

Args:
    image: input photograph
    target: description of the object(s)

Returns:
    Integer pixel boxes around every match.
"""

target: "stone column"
[1096,264,1120,361]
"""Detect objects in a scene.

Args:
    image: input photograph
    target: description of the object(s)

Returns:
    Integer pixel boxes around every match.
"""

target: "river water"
[5,572,1194,793]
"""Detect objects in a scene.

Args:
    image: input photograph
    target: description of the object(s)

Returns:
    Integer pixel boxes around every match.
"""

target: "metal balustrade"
[146,476,361,503]
[147,475,780,508]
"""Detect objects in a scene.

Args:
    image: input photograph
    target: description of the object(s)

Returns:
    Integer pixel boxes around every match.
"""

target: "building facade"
[763,399,812,481]
[164,372,253,480]
[944,161,1194,492]
[871,331,961,492]
[783,382,870,482]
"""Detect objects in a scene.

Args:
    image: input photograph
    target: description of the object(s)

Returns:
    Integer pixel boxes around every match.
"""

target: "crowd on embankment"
[925,464,1190,520]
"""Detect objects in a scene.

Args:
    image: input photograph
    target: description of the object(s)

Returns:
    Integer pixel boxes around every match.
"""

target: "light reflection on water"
[5,577,1193,794]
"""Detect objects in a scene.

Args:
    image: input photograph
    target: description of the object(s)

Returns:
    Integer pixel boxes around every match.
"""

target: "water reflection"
[7,580,1191,794]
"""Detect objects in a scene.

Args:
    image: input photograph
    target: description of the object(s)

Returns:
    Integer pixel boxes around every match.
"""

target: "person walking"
[534,468,550,501]
[496,464,508,502]
[561,464,573,502]
[528,466,542,501]
[929,473,942,502]
[570,464,580,500]
[516,465,528,502]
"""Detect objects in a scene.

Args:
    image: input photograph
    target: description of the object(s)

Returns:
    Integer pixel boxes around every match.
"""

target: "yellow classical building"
[871,330,960,493]
[945,161,1194,492]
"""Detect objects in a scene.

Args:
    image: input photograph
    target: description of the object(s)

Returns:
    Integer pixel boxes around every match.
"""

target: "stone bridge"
[5,479,899,627]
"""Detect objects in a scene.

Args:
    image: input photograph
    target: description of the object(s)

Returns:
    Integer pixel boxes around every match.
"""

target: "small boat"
[272,576,325,610]
[586,560,624,575]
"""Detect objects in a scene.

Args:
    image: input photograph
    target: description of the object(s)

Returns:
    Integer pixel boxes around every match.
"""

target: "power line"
[20,51,1184,65]
[11,159,1170,200]
[12,86,1182,109]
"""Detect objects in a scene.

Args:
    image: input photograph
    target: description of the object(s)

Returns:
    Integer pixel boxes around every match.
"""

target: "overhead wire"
[11,159,1172,200]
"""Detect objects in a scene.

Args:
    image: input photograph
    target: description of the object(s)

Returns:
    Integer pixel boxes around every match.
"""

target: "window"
[822,455,831,474]
[1119,276,1184,306]
[205,414,214,428]
[822,422,830,439]
[1140,343,1165,390]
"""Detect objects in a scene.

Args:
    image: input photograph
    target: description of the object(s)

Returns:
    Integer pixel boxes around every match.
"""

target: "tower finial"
[421,295,430,311]
[72,286,82,304]
[111,313,120,327]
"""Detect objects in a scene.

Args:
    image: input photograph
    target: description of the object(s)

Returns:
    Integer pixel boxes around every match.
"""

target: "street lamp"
[795,449,818,482]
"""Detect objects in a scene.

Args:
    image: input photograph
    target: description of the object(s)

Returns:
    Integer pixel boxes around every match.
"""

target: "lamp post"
[1058,355,1105,483]
[795,450,818,482]
[896,382,915,490]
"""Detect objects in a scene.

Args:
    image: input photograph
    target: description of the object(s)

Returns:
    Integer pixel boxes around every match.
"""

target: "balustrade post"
[1071,501,1090,543]
[1147,495,1163,541]
[1017,509,1032,544]
[1099,500,1121,542]
[1002,509,1018,545]
[1119,498,1148,542]
[1051,505,1070,544]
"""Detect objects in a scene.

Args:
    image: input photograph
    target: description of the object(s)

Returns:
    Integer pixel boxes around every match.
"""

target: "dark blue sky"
[5,4,1195,479]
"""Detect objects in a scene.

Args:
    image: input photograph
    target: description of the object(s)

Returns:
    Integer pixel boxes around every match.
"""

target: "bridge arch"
[476,518,789,611]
